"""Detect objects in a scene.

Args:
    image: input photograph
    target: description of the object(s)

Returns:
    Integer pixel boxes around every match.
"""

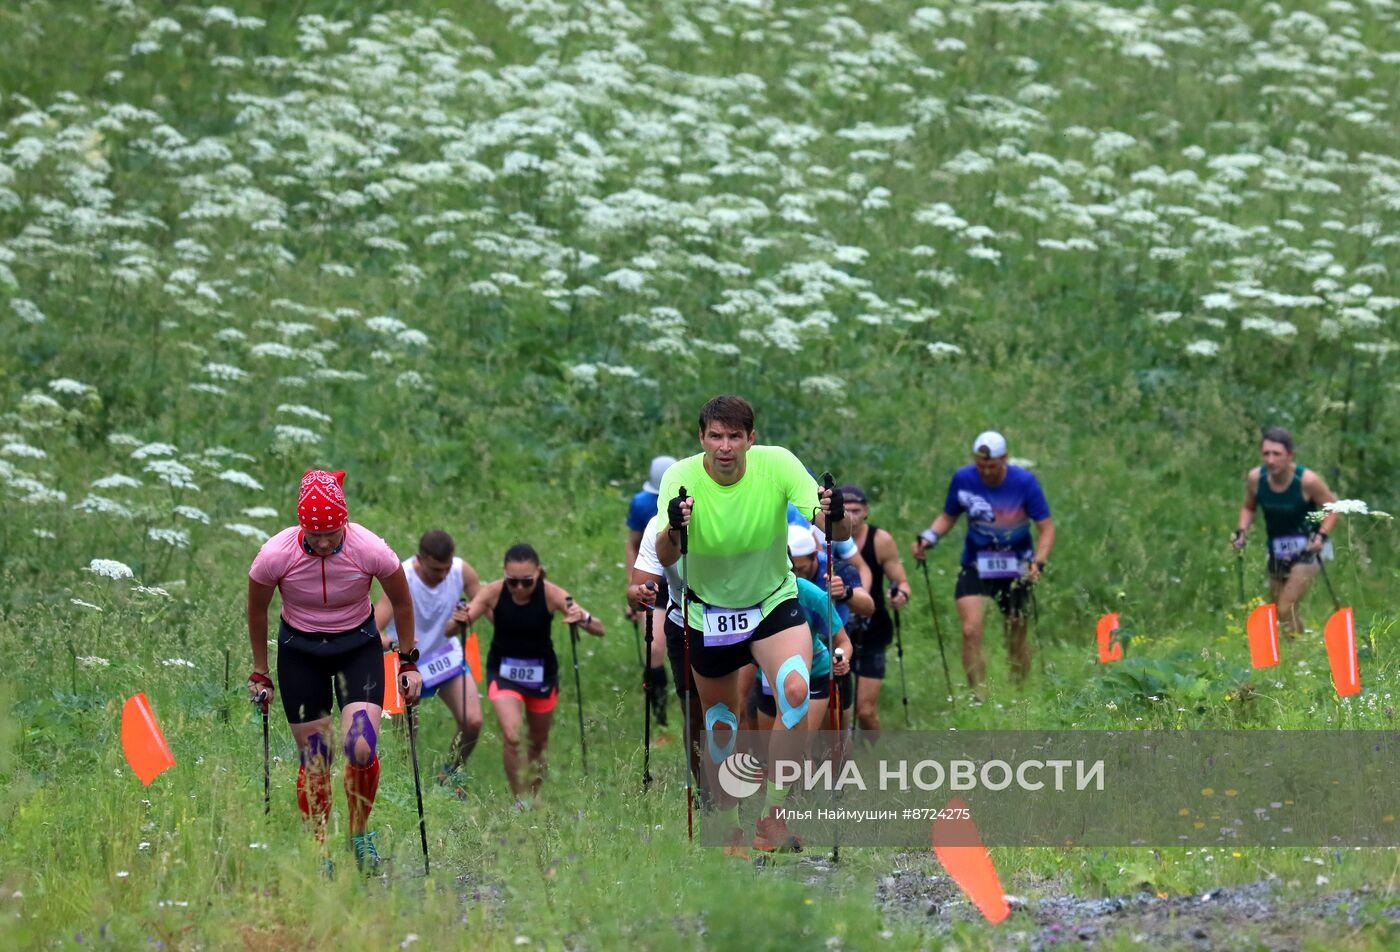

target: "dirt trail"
[868,853,1400,950]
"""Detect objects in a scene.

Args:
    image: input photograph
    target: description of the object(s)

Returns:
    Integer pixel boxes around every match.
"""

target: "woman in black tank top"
[460,543,605,802]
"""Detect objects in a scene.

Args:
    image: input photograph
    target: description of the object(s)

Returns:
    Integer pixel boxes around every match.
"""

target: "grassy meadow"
[1,0,1398,947]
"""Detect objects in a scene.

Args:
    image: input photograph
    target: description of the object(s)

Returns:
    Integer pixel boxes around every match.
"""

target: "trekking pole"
[831,646,843,865]
[254,690,271,815]
[675,486,694,842]
[850,619,863,735]
[642,582,657,788]
[919,560,956,708]
[820,474,842,865]
[403,688,430,876]
[566,596,589,776]
[1235,549,1246,605]
[889,586,911,726]
[1029,580,1046,677]
[1317,555,1343,613]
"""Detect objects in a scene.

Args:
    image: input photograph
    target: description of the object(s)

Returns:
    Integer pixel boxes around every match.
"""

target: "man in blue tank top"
[1232,427,1340,636]
[912,431,1054,698]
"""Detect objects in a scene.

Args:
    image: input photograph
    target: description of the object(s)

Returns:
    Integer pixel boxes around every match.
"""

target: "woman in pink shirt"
[246,469,420,872]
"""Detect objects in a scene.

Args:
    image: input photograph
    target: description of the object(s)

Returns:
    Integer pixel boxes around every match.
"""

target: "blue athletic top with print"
[942,465,1050,567]
[816,549,863,626]
[789,503,860,562]
[627,490,658,533]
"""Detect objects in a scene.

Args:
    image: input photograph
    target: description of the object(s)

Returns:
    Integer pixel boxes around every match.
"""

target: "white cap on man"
[643,455,677,495]
[972,431,1008,459]
[787,524,818,558]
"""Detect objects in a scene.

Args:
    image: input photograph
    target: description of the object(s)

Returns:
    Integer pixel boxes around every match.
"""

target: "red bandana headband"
[297,469,348,532]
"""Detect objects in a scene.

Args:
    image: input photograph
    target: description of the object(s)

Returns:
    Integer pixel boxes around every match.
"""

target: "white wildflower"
[273,425,320,446]
[144,459,199,490]
[73,495,136,519]
[1241,316,1297,338]
[1321,499,1392,520]
[10,299,45,324]
[1,442,45,459]
[203,363,248,381]
[800,375,845,397]
[70,598,104,612]
[161,658,195,669]
[148,528,190,548]
[92,473,142,490]
[48,378,93,395]
[87,558,134,580]
[277,404,331,424]
[217,470,263,491]
[223,523,270,541]
[1185,339,1220,356]
[173,505,210,524]
[78,655,110,667]
[927,342,963,359]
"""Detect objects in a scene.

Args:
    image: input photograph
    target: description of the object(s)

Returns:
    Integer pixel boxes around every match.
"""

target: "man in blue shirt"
[912,431,1054,695]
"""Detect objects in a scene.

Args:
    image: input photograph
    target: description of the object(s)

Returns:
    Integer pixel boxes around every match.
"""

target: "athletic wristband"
[1033,560,1047,569]
[249,671,273,688]
[919,529,940,547]
[584,612,593,626]
[398,661,418,675]
[836,589,853,604]
[1316,531,1329,542]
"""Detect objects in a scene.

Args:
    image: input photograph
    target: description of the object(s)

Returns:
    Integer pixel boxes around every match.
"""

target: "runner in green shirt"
[1233,427,1340,636]
[655,395,848,855]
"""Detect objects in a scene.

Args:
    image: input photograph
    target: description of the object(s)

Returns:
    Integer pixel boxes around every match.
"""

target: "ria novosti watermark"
[695,731,1400,848]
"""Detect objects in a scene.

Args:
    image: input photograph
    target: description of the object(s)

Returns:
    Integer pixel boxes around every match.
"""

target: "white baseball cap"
[787,524,818,558]
[972,431,1008,459]
[643,455,677,495]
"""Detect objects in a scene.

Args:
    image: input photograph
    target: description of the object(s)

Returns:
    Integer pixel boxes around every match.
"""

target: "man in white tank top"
[375,530,483,794]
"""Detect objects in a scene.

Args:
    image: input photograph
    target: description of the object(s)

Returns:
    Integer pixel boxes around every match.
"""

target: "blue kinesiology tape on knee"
[344,709,378,765]
[705,702,739,765]
[302,731,331,768]
[775,655,811,729]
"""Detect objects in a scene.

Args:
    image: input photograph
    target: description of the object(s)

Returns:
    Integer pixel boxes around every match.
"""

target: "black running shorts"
[275,613,384,723]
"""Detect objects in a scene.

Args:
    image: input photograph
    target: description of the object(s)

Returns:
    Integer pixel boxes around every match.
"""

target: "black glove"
[667,489,687,530]
[827,482,845,523]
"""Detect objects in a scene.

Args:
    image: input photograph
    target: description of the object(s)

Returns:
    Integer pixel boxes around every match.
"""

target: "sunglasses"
[505,576,537,589]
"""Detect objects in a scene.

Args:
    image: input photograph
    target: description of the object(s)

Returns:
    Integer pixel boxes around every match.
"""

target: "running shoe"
[722,825,750,860]
[350,831,381,872]
[753,808,802,853]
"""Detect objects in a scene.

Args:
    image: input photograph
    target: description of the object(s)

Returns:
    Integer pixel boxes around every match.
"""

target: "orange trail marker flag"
[382,653,404,715]
[1324,608,1360,697]
[464,631,483,685]
[932,797,1010,924]
[1096,613,1123,663]
[121,692,175,786]
[1247,603,1279,669]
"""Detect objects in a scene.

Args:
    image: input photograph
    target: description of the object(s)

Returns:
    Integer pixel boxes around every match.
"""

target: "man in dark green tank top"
[1233,427,1340,636]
